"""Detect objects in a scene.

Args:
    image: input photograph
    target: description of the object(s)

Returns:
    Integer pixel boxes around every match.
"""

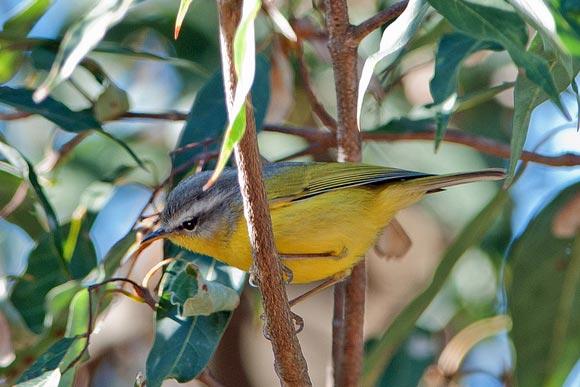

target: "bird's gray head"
[145,169,242,243]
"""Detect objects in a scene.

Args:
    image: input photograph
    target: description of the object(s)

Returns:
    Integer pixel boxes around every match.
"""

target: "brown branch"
[350,1,409,44]
[324,1,365,386]
[37,132,91,173]
[295,41,337,131]
[3,108,578,167]
[292,18,328,42]
[263,124,580,167]
[121,111,188,121]
[216,1,311,386]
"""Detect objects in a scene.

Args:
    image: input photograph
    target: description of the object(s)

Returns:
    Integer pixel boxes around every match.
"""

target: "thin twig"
[3,107,578,166]
[216,1,311,385]
[37,132,91,173]
[197,368,226,387]
[295,41,337,131]
[350,1,409,44]
[0,111,33,120]
[292,18,328,42]
[170,138,217,155]
[263,124,580,167]
[324,1,365,386]
[121,111,188,121]
[0,181,28,218]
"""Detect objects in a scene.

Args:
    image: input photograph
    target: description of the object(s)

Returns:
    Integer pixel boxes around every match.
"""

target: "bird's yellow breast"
[170,184,423,284]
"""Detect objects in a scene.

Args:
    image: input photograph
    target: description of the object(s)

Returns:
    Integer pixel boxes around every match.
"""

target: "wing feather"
[264,162,430,202]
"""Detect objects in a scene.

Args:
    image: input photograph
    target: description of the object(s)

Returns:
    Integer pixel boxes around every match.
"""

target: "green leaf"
[33,0,135,102]
[366,329,437,387]
[0,0,53,82]
[432,93,457,151]
[44,281,82,329]
[10,235,69,334]
[0,141,63,259]
[362,189,510,387]
[15,337,76,386]
[509,182,580,386]
[571,78,580,131]
[101,231,136,278]
[0,87,145,168]
[455,82,516,112]
[506,36,578,184]
[208,106,246,188]
[431,33,501,104]
[429,0,569,117]
[0,86,100,131]
[370,117,436,134]
[146,257,246,386]
[206,0,262,188]
[509,0,563,54]
[551,0,580,56]
[17,37,208,76]
[93,81,130,121]
[172,55,270,183]
[358,0,429,127]
[88,41,210,76]
[63,211,97,280]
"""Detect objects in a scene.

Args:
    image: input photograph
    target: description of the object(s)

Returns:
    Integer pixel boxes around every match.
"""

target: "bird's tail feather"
[403,168,506,193]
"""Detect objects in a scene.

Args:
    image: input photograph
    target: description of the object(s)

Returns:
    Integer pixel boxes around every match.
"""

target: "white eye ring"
[182,218,197,230]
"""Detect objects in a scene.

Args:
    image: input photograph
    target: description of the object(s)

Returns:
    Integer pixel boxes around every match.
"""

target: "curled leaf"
[205,0,261,189]
[93,81,130,121]
[33,0,135,102]
[183,279,240,317]
[174,0,193,40]
[357,0,428,127]
[264,1,297,41]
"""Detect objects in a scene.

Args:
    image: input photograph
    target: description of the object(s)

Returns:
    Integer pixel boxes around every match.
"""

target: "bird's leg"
[279,246,349,261]
[288,271,350,307]
[276,247,348,284]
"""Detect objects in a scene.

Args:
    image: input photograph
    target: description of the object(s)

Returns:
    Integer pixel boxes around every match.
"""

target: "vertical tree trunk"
[323,1,365,386]
[216,1,312,385]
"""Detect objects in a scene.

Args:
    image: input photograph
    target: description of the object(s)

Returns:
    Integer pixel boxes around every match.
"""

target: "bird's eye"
[181,218,197,231]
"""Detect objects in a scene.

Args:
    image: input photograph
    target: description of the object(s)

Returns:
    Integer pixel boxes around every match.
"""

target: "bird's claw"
[259,311,304,339]
[260,313,272,341]
[291,311,304,334]
[249,265,260,287]
[281,264,293,284]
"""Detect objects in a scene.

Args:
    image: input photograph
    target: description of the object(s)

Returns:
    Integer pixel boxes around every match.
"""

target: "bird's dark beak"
[141,228,169,245]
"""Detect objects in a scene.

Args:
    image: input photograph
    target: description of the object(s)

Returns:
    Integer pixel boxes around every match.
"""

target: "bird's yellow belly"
[217,186,423,284]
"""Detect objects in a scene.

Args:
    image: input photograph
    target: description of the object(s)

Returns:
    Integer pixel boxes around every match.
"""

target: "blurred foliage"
[0,0,578,386]
[509,182,580,386]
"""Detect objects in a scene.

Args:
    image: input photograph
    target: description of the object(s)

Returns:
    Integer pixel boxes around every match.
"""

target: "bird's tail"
[403,168,506,193]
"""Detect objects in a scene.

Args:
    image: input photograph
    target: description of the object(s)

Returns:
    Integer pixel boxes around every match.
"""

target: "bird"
[142,162,504,299]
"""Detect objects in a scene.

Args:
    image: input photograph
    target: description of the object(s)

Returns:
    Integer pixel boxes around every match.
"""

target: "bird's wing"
[264,162,430,202]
